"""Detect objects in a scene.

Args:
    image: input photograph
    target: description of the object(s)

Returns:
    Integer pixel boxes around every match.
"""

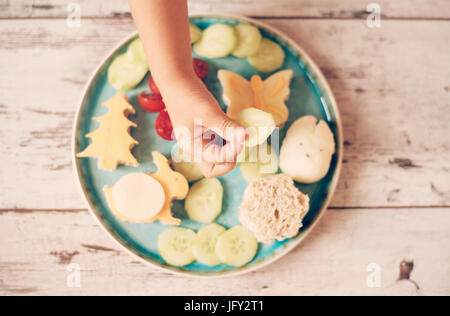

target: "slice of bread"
[239,174,310,243]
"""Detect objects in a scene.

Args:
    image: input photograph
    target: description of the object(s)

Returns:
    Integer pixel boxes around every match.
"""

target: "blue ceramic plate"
[73,14,343,277]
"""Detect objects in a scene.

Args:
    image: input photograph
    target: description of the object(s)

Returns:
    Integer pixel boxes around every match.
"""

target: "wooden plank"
[1,0,450,19]
[0,208,449,295]
[0,19,449,209]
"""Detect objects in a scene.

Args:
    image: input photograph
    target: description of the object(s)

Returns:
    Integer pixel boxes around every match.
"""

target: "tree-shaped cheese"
[77,92,139,170]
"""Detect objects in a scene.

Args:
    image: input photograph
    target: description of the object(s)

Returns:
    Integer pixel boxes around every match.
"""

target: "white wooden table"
[1,0,449,296]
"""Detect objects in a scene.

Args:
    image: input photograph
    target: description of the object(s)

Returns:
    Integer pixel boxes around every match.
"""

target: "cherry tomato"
[155,110,174,141]
[193,58,209,80]
[148,75,161,95]
[138,92,165,113]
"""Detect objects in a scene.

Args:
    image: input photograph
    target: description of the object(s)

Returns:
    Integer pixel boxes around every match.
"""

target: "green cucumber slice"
[239,143,279,181]
[248,38,285,73]
[232,24,262,58]
[171,148,204,183]
[254,143,279,174]
[215,225,258,267]
[190,24,202,44]
[185,178,223,223]
[158,227,196,267]
[236,107,276,148]
[239,162,263,182]
[127,38,147,64]
[108,54,148,91]
[192,223,226,266]
[193,24,237,59]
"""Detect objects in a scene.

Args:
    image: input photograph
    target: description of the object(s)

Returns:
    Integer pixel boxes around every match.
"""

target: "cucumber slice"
[193,24,237,59]
[172,161,204,183]
[192,224,226,266]
[232,24,262,58]
[190,24,202,44]
[171,148,204,182]
[215,225,258,267]
[249,143,279,174]
[239,162,262,182]
[185,178,223,223]
[158,227,196,267]
[127,38,147,64]
[236,107,276,148]
[239,143,279,181]
[236,145,250,163]
[108,54,148,91]
[248,38,285,73]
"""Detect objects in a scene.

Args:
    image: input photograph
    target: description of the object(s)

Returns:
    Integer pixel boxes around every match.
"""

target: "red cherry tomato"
[155,110,175,141]
[138,92,165,113]
[148,75,161,95]
[193,58,209,80]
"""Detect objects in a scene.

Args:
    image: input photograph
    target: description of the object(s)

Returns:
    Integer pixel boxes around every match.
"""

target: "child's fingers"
[204,111,247,144]
[201,137,244,164]
[199,113,247,164]
[183,125,243,165]
[196,161,236,178]
[174,112,247,165]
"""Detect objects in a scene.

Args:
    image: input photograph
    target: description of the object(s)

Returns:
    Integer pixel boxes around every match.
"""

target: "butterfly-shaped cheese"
[218,69,293,127]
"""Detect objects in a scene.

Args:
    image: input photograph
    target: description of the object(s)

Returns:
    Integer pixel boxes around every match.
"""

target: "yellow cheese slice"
[261,70,292,127]
[103,173,164,223]
[112,173,165,221]
[218,70,253,120]
[103,151,189,225]
[218,69,293,127]
[148,151,189,225]
[77,91,139,170]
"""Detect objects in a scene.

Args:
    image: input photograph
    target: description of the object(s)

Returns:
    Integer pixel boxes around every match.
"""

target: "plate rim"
[72,13,344,278]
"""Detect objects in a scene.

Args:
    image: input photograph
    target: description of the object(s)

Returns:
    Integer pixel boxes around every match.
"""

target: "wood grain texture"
[0,208,449,296]
[1,0,449,297]
[2,0,450,19]
[0,18,449,209]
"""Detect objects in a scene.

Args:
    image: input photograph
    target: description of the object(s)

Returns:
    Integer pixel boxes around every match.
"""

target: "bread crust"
[239,174,310,243]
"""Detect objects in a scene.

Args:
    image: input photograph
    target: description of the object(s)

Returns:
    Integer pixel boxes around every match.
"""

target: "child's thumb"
[204,111,247,144]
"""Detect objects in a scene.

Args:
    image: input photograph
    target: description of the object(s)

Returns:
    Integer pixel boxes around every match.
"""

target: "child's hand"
[161,73,247,178]
[129,0,246,177]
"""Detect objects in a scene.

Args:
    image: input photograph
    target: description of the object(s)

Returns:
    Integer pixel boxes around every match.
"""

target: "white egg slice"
[112,173,166,221]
